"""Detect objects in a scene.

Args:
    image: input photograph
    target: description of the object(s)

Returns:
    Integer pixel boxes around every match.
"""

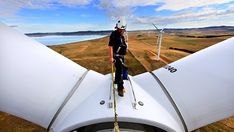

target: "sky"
[0,0,234,33]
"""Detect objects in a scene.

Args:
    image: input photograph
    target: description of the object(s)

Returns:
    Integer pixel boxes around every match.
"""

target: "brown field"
[0,30,233,131]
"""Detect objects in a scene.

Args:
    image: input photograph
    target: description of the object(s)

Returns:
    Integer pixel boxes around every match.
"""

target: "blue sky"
[0,0,234,33]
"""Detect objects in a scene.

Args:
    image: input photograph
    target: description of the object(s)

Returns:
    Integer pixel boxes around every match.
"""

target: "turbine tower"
[152,24,166,61]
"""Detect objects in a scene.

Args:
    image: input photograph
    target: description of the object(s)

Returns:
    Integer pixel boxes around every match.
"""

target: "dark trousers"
[114,56,124,90]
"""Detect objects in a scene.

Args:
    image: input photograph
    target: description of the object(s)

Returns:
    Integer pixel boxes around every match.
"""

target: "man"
[108,20,128,97]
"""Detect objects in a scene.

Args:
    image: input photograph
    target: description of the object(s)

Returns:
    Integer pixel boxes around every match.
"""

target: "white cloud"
[107,0,160,7]
[228,3,234,9]
[0,0,52,12]
[0,0,92,17]
[1,0,234,31]
[0,0,49,17]
[133,6,234,27]
[98,0,234,11]
[99,0,134,20]
[98,0,163,20]
[15,23,90,33]
[58,0,92,7]
[80,14,90,17]
[98,0,234,26]
[157,0,232,11]
[12,22,114,33]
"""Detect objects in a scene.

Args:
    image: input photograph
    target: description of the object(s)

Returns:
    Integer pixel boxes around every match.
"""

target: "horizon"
[24,25,234,34]
[1,0,234,33]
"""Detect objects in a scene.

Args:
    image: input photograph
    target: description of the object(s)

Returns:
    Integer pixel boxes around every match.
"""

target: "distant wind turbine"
[152,24,166,61]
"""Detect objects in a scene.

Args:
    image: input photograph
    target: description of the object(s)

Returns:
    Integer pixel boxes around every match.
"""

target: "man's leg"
[114,57,124,96]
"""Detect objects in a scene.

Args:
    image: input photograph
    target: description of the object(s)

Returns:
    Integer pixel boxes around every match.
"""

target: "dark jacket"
[108,30,127,55]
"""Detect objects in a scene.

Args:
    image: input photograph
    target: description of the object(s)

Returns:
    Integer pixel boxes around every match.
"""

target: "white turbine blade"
[0,22,89,128]
[161,24,167,32]
[133,37,234,131]
[152,23,159,31]
[149,37,234,131]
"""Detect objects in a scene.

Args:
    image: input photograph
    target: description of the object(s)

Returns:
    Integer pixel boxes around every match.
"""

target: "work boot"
[118,88,124,97]
[123,88,126,93]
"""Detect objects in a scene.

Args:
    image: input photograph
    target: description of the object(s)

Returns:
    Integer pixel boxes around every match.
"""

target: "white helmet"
[116,19,127,30]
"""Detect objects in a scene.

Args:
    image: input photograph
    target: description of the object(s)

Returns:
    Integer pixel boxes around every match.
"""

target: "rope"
[111,30,128,132]
[111,63,120,132]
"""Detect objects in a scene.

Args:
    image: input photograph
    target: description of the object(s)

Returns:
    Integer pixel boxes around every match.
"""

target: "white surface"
[133,72,184,130]
[51,75,183,132]
[0,23,87,127]
[153,37,234,131]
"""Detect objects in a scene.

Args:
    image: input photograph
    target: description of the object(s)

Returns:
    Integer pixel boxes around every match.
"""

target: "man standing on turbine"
[108,19,128,97]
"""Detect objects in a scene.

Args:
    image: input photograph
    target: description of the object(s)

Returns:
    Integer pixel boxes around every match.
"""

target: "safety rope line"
[111,63,120,132]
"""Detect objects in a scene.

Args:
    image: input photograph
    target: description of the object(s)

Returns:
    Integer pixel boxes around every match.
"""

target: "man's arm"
[109,46,114,64]
[108,32,114,64]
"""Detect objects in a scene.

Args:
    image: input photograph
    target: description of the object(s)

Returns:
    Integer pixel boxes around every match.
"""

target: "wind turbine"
[152,24,166,61]
[1,22,234,132]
